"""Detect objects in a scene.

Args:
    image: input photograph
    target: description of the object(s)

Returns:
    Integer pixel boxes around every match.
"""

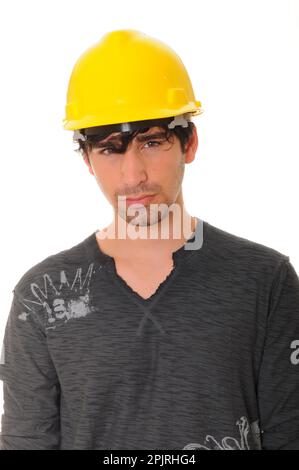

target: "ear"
[184,125,198,164]
[83,152,95,175]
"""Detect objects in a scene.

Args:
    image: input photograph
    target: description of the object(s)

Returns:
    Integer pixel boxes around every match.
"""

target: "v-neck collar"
[84,217,210,311]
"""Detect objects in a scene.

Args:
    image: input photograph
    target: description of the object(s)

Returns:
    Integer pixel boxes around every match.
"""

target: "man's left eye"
[145,140,161,147]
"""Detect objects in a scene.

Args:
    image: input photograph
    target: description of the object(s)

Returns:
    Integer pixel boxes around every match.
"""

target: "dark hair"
[74,121,195,163]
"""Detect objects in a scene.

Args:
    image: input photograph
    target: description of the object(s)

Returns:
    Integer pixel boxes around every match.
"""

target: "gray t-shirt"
[1,218,299,450]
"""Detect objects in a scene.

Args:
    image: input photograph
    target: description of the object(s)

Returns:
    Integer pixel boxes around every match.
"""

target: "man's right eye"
[98,147,116,155]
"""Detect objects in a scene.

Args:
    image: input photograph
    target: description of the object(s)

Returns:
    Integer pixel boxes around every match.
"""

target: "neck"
[97,197,197,260]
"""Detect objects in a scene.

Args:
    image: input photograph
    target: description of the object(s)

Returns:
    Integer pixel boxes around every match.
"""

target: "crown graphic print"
[15,262,98,330]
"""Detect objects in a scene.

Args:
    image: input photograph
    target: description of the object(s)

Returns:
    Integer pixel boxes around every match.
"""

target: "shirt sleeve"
[257,257,299,449]
[0,290,61,449]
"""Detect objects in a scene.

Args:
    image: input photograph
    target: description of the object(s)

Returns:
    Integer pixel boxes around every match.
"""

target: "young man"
[1,29,299,450]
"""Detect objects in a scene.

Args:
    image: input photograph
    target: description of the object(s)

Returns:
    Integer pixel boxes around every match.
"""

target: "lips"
[127,194,154,201]
[126,194,156,205]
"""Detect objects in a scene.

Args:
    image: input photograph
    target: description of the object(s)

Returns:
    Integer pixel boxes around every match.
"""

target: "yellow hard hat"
[63,29,203,131]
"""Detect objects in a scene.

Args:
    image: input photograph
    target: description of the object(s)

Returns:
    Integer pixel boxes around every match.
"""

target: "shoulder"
[12,231,96,301]
[204,221,290,277]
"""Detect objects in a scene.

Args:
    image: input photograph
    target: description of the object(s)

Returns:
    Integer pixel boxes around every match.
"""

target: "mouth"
[125,194,156,205]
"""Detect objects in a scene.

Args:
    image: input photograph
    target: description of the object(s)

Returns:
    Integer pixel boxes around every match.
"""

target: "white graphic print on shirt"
[15,263,98,330]
[182,416,262,450]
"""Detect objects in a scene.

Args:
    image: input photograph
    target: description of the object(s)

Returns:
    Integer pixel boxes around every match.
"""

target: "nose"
[120,144,148,186]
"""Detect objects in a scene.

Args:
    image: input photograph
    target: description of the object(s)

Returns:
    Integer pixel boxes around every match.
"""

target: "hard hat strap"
[73,113,192,143]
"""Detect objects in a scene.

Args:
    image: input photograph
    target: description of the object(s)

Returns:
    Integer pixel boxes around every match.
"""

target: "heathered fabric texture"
[1,218,299,450]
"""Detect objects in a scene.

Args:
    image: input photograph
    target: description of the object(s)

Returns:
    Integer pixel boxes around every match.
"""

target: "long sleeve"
[0,290,61,449]
[257,257,299,449]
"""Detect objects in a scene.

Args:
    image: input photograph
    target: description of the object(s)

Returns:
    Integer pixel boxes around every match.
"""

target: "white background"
[0,0,298,427]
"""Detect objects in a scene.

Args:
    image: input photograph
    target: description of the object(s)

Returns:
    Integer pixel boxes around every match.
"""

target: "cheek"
[91,160,117,195]
[154,151,183,181]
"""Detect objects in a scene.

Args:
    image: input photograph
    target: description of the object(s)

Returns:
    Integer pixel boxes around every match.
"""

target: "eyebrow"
[97,130,167,147]
[135,131,168,142]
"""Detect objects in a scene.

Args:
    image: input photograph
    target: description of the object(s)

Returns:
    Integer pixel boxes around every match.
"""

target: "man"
[0,29,299,450]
